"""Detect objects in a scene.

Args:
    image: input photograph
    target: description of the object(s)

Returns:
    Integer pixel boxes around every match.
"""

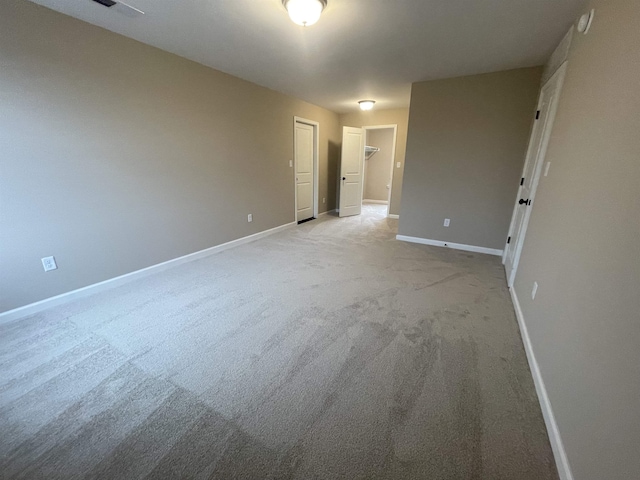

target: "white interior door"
[504,63,568,286]
[339,126,365,217]
[295,121,314,222]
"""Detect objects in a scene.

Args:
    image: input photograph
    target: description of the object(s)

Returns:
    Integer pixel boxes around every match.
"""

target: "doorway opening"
[362,125,397,217]
[293,117,319,223]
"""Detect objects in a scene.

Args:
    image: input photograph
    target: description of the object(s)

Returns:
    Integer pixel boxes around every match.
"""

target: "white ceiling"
[29,0,588,113]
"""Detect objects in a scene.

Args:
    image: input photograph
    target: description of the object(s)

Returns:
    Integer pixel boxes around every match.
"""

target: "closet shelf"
[364,145,380,159]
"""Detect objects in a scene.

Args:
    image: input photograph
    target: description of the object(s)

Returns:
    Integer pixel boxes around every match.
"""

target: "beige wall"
[398,67,542,249]
[0,0,340,312]
[363,129,394,202]
[513,1,640,478]
[339,108,409,216]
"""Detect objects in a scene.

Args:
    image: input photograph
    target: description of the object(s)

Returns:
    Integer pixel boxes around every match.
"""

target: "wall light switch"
[42,256,57,272]
[396,162,401,168]
[322,197,326,204]
[247,214,253,223]
[444,218,450,227]
[532,281,538,300]
[544,162,551,177]
[289,160,293,168]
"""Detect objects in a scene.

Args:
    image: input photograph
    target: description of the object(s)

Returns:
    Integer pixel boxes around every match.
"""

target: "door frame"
[362,124,398,217]
[293,116,320,222]
[502,62,568,286]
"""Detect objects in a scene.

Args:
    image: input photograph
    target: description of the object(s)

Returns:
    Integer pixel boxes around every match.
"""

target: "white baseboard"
[387,214,399,219]
[318,209,336,216]
[396,235,503,256]
[363,199,388,205]
[0,221,297,324]
[510,288,573,480]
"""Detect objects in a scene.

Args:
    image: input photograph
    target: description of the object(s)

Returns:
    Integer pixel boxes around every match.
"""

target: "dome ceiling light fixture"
[282,0,327,27]
[358,100,376,111]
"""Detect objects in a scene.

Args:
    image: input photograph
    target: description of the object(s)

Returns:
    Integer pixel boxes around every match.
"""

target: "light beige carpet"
[0,204,558,479]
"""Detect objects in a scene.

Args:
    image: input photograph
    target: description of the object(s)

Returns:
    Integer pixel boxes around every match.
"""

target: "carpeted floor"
[0,204,558,479]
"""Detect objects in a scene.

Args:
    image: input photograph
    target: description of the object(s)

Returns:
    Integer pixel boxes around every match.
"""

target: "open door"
[339,126,365,217]
[504,63,567,286]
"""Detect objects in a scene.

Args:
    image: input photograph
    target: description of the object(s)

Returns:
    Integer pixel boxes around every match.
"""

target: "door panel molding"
[293,117,320,222]
[503,62,568,286]
[339,126,365,217]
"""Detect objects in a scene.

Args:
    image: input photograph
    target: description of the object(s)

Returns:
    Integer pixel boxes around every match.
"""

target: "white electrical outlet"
[396,162,401,168]
[42,256,57,272]
[322,197,326,204]
[444,218,450,227]
[247,214,253,223]
[532,282,538,300]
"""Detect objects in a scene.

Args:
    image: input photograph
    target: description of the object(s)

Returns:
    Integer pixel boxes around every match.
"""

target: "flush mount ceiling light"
[577,9,595,34]
[358,100,376,111]
[282,0,327,27]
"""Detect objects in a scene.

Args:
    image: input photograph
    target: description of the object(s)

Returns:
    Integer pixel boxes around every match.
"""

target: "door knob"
[342,177,346,181]
[519,198,530,205]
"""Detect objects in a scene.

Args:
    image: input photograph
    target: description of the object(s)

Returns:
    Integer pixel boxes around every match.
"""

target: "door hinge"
[535,110,540,120]
[520,177,525,186]
[507,236,511,244]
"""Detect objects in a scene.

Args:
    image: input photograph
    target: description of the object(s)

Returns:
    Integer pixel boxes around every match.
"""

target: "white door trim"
[362,124,398,217]
[293,116,320,222]
[502,63,568,286]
